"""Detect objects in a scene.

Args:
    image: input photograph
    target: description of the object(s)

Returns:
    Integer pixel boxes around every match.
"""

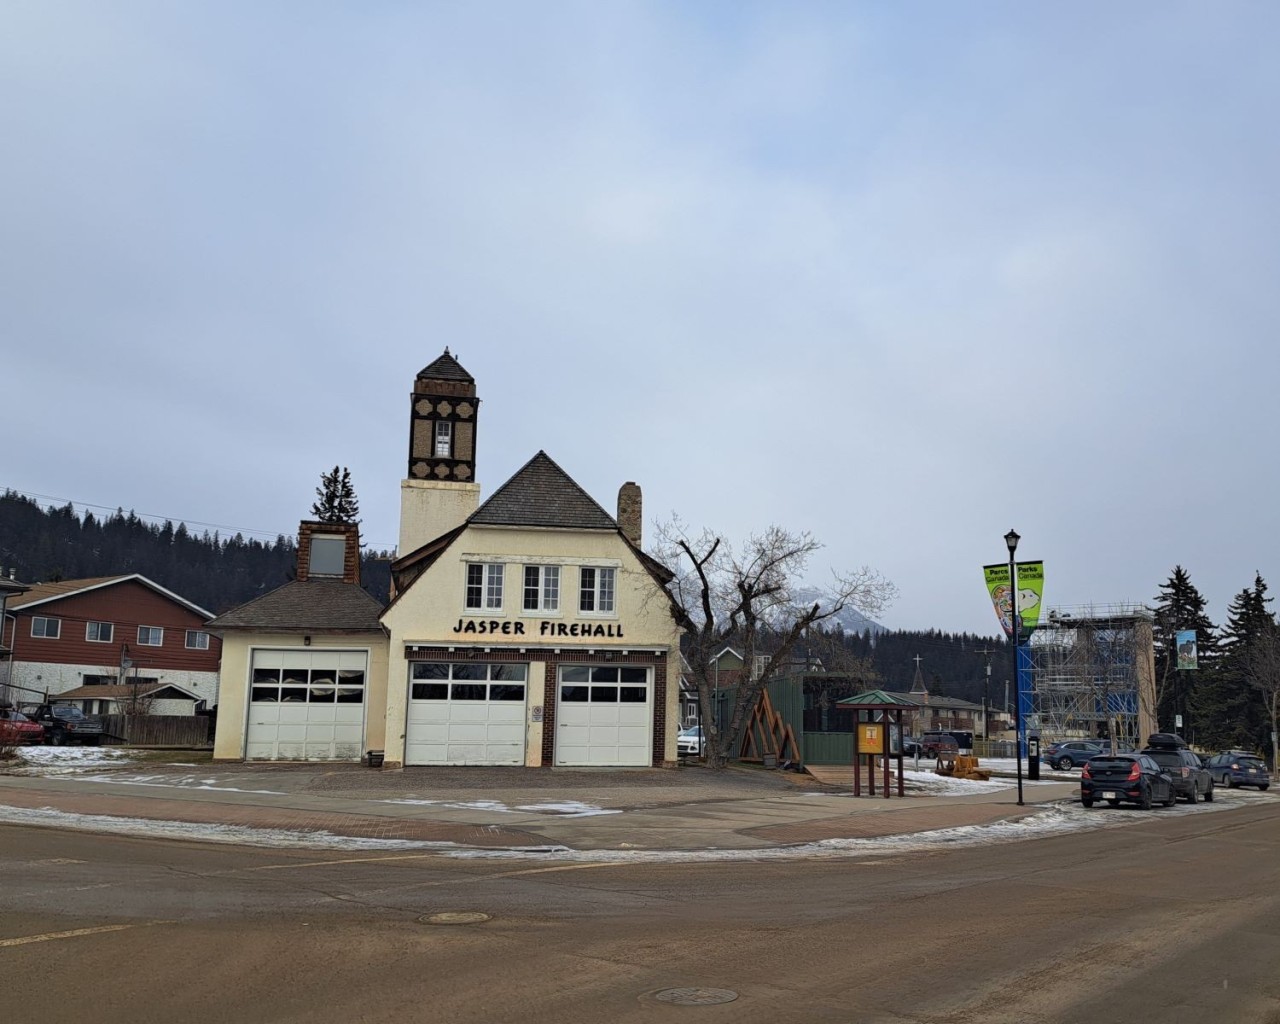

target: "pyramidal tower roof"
[417,348,474,384]
[468,451,618,530]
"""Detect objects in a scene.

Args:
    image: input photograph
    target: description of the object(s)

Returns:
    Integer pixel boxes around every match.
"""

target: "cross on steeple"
[913,655,923,669]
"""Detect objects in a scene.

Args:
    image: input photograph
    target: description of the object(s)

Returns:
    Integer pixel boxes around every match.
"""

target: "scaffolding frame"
[1026,605,1159,746]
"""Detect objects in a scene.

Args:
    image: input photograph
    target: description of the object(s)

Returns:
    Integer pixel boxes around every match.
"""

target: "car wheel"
[1204,782,1214,803]
[1186,785,1198,804]
[1081,797,1094,808]
[1226,777,1237,789]
[50,731,65,746]
[1260,785,1270,792]
[1139,783,1153,810]
[1164,788,1176,807]
[1056,757,1073,770]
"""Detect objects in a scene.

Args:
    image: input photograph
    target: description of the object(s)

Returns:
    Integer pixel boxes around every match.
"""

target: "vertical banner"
[983,561,1046,638]
[1175,630,1198,670]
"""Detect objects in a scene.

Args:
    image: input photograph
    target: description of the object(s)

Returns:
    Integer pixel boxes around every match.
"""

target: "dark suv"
[1140,733,1213,804]
[1206,751,1270,791]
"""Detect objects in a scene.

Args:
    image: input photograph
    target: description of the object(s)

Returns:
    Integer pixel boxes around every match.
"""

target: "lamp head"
[1004,529,1020,556]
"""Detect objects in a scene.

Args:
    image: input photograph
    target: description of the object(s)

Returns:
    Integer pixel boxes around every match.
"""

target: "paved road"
[3,800,1278,1024]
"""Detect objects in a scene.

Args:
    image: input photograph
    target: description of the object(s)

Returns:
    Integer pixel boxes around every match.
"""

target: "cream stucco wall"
[381,524,682,768]
[212,631,390,761]
[399,480,481,557]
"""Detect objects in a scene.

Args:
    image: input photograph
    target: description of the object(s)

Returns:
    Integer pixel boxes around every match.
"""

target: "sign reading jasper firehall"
[451,617,627,638]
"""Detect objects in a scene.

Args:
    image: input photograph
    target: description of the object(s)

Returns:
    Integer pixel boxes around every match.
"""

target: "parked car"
[1140,733,1213,803]
[1206,751,1270,791]
[0,707,45,746]
[1042,740,1109,770]
[677,726,704,757]
[22,703,105,746]
[921,732,960,758]
[1081,753,1177,810]
[900,735,924,757]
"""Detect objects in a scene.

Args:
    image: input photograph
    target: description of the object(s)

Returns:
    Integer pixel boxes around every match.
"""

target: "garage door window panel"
[560,685,589,702]
[451,683,487,701]
[490,684,526,701]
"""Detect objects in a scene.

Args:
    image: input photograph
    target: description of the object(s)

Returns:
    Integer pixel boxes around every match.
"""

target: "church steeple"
[399,350,482,555]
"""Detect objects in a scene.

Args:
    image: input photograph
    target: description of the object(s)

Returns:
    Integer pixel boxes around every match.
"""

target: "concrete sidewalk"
[0,761,1081,852]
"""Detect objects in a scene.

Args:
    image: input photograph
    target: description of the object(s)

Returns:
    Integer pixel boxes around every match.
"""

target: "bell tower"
[398,349,482,555]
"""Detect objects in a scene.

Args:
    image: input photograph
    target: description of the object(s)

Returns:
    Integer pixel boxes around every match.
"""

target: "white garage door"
[405,662,528,766]
[555,665,651,766]
[246,650,367,761]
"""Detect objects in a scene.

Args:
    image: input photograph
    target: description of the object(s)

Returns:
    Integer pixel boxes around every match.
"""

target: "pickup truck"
[22,704,106,746]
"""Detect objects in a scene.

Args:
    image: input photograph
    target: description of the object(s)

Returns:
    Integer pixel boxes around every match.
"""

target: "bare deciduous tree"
[654,518,896,769]
[1244,621,1280,773]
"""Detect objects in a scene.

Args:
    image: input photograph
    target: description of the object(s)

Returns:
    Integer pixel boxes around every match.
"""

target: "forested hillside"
[0,491,392,613]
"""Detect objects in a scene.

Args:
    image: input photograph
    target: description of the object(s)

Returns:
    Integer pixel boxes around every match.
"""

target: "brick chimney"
[617,482,642,547]
[296,520,361,584]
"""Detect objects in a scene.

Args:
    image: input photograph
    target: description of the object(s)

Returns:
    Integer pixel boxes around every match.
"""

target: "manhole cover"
[652,988,739,1006]
[418,912,491,926]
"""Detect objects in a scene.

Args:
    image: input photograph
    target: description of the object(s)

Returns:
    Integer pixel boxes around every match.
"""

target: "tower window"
[308,535,347,576]
[435,421,453,458]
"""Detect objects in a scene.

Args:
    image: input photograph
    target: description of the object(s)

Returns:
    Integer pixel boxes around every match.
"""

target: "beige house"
[209,520,390,761]
[381,351,682,768]
[209,350,683,768]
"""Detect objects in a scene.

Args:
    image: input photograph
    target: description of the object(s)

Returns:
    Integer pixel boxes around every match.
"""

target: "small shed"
[834,689,916,798]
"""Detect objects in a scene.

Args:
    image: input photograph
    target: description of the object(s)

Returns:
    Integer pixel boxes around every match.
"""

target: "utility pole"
[977,646,996,745]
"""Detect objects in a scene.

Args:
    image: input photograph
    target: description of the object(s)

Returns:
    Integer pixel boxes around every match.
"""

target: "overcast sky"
[5,2,1278,636]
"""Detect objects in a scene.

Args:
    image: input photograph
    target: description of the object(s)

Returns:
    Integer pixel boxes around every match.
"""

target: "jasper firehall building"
[212,351,683,769]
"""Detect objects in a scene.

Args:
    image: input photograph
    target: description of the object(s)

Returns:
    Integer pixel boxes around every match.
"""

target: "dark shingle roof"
[207,580,385,633]
[468,451,618,531]
[417,349,474,383]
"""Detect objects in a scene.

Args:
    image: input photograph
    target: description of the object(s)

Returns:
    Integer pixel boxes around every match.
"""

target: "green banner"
[983,561,1045,638]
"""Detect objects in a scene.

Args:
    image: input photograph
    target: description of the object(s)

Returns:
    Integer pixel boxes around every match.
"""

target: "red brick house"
[1,575,221,711]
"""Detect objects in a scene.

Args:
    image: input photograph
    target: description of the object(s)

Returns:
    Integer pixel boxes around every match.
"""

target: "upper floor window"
[308,535,346,577]
[138,626,164,647]
[86,621,114,643]
[186,630,210,650]
[31,616,60,639]
[579,566,616,614]
[435,421,453,458]
[465,563,504,610]
[523,565,560,612]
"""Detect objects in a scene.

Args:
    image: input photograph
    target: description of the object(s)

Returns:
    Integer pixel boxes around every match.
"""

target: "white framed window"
[86,621,114,643]
[186,630,210,650]
[137,625,164,647]
[465,563,504,610]
[435,421,453,458]
[579,566,616,613]
[31,616,61,639]
[523,565,560,612]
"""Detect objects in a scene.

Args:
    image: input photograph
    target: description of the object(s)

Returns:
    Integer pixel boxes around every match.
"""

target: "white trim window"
[523,565,560,612]
[435,421,453,458]
[579,566,616,614]
[137,625,164,647]
[186,630,210,650]
[465,563,504,610]
[31,616,61,639]
[86,621,114,643]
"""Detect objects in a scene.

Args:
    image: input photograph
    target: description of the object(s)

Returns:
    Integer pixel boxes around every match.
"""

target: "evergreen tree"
[311,466,361,524]
[1152,566,1217,733]
[1194,573,1272,751]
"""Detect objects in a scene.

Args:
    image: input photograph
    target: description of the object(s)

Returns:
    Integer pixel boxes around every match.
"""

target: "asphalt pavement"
[0,755,1081,852]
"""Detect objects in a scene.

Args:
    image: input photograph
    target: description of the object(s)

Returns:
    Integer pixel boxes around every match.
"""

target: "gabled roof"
[54,681,203,702]
[7,575,213,619]
[467,451,618,531]
[207,579,385,633]
[836,689,919,707]
[418,348,474,383]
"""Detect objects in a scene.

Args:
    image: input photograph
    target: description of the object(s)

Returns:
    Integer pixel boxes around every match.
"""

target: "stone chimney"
[617,482,642,547]
[296,520,361,585]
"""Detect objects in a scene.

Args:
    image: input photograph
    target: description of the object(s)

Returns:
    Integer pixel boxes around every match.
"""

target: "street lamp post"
[1005,528,1024,807]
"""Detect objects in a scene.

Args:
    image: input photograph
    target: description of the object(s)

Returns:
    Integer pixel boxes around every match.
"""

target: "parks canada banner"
[1176,629,1198,670]
[983,561,1045,639]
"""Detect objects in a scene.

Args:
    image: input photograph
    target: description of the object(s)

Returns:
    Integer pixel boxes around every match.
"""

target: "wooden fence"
[100,714,213,748]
